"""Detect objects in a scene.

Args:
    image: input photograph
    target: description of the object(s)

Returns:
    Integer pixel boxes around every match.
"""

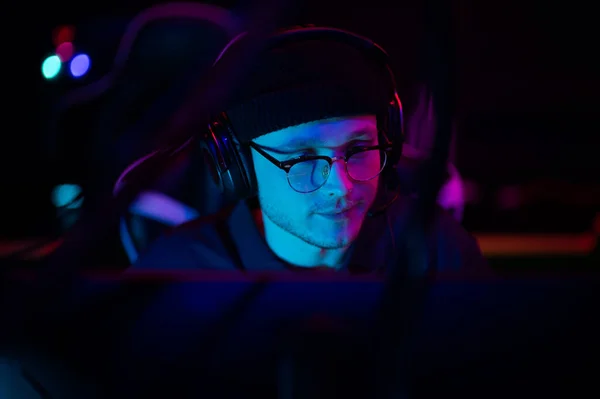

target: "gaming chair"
[49,3,242,264]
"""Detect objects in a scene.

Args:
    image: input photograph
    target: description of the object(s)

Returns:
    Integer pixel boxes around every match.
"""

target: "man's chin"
[313,227,361,249]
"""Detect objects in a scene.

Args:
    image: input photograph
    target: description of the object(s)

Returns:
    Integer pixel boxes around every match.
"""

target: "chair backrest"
[115,139,236,263]
[49,3,241,264]
[48,2,241,202]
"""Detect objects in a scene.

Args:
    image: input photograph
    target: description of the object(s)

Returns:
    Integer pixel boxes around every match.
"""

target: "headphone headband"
[214,26,395,87]
[271,26,390,59]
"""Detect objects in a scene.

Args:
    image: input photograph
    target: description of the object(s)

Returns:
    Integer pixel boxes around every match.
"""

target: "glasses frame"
[248,141,393,193]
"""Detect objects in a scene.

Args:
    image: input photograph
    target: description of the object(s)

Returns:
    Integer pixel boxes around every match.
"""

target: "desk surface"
[5,275,598,398]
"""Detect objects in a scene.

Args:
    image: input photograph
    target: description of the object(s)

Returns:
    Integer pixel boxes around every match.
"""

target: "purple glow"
[128,191,199,226]
[69,54,90,77]
[121,191,199,263]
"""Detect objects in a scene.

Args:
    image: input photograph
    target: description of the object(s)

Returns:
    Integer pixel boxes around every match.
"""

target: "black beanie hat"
[224,38,393,142]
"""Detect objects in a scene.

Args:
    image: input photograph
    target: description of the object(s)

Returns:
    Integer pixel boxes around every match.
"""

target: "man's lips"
[315,203,360,219]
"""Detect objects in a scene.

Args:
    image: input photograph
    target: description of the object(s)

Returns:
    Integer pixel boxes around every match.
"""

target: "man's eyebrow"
[276,138,317,151]
[273,131,376,153]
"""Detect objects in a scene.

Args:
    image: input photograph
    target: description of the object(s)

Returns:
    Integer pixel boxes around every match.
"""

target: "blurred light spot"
[56,42,74,62]
[69,54,90,78]
[53,25,75,47]
[41,55,61,79]
[51,184,83,209]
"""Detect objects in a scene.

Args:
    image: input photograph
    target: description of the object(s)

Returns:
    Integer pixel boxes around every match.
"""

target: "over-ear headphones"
[200,26,404,201]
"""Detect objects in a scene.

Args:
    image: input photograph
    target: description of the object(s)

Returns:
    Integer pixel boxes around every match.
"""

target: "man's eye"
[348,141,374,151]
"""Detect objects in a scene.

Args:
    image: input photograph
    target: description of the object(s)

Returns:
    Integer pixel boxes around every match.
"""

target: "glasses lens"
[347,149,386,181]
[287,158,331,193]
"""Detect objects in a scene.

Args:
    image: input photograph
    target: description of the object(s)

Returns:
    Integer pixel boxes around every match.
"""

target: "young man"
[132,29,487,272]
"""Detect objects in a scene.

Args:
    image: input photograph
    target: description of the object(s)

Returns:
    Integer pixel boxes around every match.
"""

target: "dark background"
[0,3,597,395]
[4,0,599,237]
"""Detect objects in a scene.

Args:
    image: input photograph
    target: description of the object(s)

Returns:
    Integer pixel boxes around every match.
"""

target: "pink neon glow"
[56,42,74,62]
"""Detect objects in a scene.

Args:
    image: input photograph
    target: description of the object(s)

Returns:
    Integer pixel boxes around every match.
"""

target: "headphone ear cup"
[232,140,257,199]
[199,119,257,201]
[199,131,226,191]
[214,135,239,198]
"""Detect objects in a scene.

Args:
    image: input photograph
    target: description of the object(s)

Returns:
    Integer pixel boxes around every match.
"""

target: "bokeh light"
[41,55,61,79]
[69,54,90,78]
[51,184,83,209]
[53,25,75,47]
[56,42,74,62]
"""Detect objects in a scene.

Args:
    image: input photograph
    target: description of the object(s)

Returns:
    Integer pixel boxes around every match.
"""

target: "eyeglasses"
[249,142,392,193]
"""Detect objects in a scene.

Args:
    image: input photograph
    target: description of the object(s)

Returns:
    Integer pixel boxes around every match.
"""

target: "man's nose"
[323,160,353,197]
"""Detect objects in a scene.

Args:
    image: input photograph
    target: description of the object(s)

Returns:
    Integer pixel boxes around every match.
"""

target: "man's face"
[251,115,381,249]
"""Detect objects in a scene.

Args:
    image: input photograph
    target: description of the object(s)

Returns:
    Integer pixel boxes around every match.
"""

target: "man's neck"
[252,208,348,269]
